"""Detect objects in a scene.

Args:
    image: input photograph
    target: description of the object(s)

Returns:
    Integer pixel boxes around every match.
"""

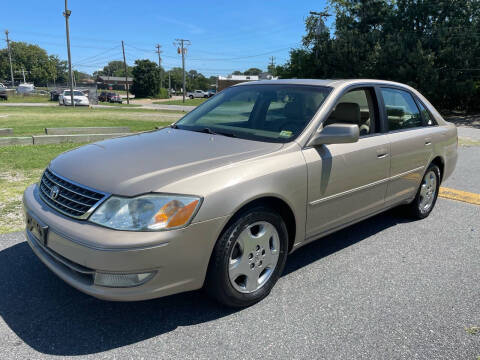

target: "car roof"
[235,78,411,89]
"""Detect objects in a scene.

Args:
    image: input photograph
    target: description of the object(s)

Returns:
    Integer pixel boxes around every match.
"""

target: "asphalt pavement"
[443,146,480,193]
[0,148,479,359]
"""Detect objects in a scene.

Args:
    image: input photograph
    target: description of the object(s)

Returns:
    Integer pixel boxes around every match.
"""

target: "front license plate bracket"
[26,213,49,247]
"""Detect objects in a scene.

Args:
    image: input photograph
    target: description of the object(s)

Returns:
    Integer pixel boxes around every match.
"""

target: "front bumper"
[23,184,228,301]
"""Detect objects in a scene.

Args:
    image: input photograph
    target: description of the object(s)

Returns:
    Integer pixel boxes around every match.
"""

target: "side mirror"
[308,123,359,146]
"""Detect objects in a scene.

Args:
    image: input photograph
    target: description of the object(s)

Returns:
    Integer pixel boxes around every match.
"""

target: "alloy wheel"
[419,170,437,212]
[228,221,280,293]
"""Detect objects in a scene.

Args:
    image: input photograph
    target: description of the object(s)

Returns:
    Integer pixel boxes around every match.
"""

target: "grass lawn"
[0,106,182,136]
[0,143,83,233]
[154,98,207,106]
[3,94,51,103]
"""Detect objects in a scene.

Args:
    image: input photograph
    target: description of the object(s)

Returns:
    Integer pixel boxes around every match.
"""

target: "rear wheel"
[406,164,440,219]
[206,207,288,308]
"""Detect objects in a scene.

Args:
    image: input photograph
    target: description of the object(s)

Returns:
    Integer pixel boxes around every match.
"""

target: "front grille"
[39,168,108,219]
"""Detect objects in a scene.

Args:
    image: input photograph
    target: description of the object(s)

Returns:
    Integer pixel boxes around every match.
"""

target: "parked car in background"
[50,90,61,101]
[16,83,35,94]
[23,79,457,308]
[98,92,122,103]
[59,89,89,106]
[187,89,209,99]
[0,83,8,100]
[98,92,107,102]
[109,93,122,103]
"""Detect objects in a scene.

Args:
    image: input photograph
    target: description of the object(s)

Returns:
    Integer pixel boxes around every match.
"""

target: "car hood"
[49,128,283,196]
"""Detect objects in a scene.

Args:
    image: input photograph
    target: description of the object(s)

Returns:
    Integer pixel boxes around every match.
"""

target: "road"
[0,149,479,359]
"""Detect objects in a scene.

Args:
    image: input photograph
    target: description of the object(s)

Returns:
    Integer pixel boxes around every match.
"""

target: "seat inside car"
[280,96,306,132]
[325,102,362,131]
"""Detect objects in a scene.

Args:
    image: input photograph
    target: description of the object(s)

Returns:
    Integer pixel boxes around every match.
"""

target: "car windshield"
[175,84,331,143]
[64,91,85,96]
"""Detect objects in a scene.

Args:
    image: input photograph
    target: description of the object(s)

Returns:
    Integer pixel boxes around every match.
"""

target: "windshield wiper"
[195,127,217,135]
[192,127,236,138]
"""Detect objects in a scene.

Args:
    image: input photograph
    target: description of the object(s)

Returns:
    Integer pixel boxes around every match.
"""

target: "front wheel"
[189,95,194,99]
[206,207,288,307]
[406,164,440,219]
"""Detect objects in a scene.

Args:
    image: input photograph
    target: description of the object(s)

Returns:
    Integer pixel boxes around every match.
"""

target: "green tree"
[0,42,68,86]
[131,59,160,98]
[94,60,132,77]
[244,67,262,76]
[279,0,480,111]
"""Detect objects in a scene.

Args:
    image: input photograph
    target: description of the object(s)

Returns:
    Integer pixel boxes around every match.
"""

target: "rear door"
[380,87,433,206]
[304,86,390,239]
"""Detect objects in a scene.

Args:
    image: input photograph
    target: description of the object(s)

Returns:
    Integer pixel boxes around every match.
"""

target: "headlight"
[89,194,201,231]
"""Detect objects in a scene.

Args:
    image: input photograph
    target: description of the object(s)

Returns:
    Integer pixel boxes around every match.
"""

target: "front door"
[304,87,390,239]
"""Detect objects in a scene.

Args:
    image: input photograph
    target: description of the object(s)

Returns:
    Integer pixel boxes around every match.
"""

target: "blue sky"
[2,0,330,76]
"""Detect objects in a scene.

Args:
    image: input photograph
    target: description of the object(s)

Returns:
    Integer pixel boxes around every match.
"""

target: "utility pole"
[168,71,171,97]
[269,56,276,76]
[156,44,163,90]
[63,0,74,106]
[5,30,14,87]
[121,40,130,104]
[309,11,331,59]
[16,69,27,83]
[174,39,190,103]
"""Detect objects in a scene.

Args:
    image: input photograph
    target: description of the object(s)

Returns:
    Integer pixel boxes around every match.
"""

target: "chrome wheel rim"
[228,221,280,293]
[419,170,437,212]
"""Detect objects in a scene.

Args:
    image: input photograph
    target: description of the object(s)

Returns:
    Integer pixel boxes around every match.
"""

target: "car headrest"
[332,102,360,124]
[284,99,302,119]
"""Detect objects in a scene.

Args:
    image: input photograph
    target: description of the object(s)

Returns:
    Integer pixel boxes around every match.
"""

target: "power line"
[73,45,119,66]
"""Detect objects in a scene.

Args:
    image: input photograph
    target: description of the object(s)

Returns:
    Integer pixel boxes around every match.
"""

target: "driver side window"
[325,88,377,136]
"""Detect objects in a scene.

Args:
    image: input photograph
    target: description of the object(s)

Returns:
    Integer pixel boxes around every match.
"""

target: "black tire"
[406,164,441,219]
[189,95,194,99]
[206,206,288,308]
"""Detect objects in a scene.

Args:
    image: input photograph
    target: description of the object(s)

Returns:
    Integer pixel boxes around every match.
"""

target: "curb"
[0,133,131,146]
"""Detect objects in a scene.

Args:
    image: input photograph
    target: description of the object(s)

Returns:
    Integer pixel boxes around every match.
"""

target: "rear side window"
[381,88,422,131]
[417,101,436,126]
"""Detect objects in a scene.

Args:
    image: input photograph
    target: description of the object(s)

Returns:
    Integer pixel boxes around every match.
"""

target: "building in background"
[217,73,278,92]
[96,75,133,90]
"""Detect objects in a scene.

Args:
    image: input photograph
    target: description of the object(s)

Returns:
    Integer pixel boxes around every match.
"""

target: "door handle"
[425,137,432,146]
[376,147,388,158]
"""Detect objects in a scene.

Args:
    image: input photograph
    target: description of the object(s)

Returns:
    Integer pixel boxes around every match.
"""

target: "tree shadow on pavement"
[0,208,411,356]
[443,114,480,129]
